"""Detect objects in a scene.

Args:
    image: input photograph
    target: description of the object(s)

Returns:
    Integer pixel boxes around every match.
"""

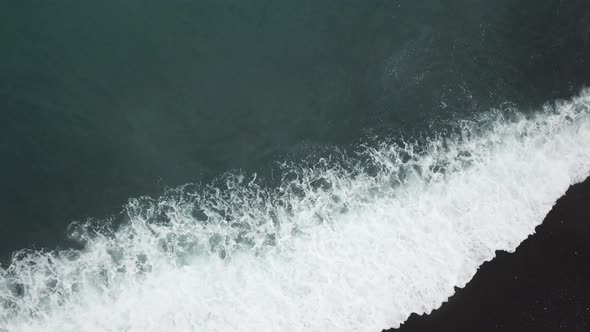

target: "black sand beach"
[387,176,590,332]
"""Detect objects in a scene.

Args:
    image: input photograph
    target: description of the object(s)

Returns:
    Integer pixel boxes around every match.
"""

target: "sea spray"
[1,91,590,332]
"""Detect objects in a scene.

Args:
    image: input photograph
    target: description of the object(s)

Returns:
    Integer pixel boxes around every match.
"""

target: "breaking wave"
[1,92,590,332]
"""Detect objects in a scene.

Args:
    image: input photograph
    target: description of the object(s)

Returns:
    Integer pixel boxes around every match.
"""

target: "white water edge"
[1,92,590,332]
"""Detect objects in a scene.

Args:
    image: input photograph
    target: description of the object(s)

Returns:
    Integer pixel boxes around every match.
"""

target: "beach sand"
[387,176,590,332]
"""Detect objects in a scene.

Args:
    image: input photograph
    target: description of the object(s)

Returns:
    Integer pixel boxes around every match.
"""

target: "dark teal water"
[1,0,589,257]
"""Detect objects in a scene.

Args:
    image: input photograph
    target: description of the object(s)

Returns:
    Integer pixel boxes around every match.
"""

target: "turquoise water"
[2,1,588,256]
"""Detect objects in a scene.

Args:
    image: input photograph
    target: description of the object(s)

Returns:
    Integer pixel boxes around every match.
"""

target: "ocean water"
[1,1,590,331]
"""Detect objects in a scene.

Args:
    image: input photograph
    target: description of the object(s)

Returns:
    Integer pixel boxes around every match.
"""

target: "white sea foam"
[1,92,590,332]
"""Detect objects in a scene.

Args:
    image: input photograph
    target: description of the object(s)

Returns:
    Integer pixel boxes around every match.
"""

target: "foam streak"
[2,92,590,332]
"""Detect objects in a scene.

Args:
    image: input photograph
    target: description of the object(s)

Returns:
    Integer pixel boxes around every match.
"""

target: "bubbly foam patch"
[1,92,590,332]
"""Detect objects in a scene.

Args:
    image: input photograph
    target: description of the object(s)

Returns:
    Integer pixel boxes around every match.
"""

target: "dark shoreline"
[385,176,590,332]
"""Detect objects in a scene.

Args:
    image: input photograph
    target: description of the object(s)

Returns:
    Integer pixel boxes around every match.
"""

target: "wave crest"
[2,92,590,331]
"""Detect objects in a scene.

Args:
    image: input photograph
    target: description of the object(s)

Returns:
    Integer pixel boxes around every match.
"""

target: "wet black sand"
[385,176,590,332]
